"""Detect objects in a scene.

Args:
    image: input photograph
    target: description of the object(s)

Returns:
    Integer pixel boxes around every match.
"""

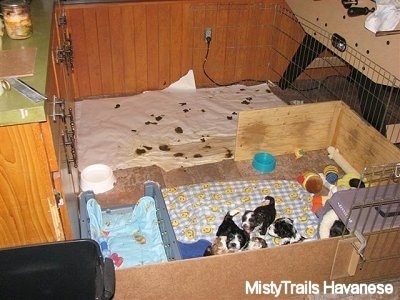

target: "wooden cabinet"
[0,1,78,248]
[0,121,65,247]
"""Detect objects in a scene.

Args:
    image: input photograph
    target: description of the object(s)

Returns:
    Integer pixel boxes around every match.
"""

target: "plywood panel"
[234,101,338,161]
[333,104,400,171]
[115,238,339,299]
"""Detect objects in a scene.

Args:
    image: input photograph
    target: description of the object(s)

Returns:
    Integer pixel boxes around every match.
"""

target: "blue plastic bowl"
[252,152,276,173]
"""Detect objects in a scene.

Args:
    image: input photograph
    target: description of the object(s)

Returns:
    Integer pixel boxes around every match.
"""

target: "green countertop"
[0,0,53,126]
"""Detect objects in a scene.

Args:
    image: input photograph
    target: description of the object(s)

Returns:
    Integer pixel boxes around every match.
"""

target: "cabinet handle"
[52,96,66,122]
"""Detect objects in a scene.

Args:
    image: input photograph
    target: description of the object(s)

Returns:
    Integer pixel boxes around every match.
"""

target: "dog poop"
[159,144,171,151]
[134,233,146,244]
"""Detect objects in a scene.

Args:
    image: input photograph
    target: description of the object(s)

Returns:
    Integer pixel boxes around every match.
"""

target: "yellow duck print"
[171,219,179,227]
[180,211,190,218]
[168,202,176,210]
[305,226,315,237]
[225,187,235,194]
[190,217,198,225]
[241,196,251,204]
[275,197,284,204]
[205,215,216,223]
[192,202,202,209]
[212,193,222,200]
[298,215,308,223]
[211,205,220,212]
[283,206,294,215]
[225,200,234,206]
[202,183,211,189]
[196,193,206,199]
[184,229,196,240]
[289,192,299,200]
[243,186,254,194]
[261,188,271,195]
[273,182,282,188]
[165,187,178,194]
[272,237,281,246]
[178,194,188,203]
[201,226,213,235]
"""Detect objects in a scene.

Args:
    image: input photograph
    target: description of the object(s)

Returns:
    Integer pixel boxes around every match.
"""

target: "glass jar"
[0,0,32,40]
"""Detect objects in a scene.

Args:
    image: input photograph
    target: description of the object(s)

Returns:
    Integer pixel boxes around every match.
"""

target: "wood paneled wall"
[64,0,288,99]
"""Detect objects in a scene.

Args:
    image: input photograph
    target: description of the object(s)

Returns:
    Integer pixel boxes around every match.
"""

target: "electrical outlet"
[204,27,212,42]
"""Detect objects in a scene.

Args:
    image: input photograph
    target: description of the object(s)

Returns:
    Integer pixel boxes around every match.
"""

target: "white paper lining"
[75,71,287,172]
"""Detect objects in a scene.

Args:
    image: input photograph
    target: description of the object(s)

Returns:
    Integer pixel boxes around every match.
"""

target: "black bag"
[0,239,115,300]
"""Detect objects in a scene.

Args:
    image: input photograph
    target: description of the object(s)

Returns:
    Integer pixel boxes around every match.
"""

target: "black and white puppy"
[204,211,250,255]
[216,210,250,252]
[267,217,305,245]
[329,220,349,237]
[242,196,276,235]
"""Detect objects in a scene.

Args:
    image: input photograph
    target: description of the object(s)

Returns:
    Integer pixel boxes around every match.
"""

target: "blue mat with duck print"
[162,180,319,247]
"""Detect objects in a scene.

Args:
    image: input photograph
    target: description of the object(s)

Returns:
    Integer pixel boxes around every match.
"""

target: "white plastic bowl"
[80,164,116,194]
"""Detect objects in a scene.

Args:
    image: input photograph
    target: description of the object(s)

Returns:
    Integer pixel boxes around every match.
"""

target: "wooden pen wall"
[63,0,289,99]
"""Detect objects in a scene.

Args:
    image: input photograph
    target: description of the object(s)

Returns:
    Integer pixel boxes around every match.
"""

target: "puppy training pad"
[162,180,319,247]
[75,71,286,172]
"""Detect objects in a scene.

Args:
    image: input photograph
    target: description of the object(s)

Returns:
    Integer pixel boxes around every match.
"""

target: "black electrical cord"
[202,37,266,87]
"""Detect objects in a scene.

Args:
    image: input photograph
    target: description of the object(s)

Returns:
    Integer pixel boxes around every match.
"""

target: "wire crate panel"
[270,5,400,144]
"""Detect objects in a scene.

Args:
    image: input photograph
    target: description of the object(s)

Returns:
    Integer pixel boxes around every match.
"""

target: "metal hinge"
[55,32,74,73]
[58,13,67,27]
[54,190,64,208]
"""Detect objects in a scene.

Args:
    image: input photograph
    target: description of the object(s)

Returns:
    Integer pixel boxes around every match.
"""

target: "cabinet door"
[0,123,64,248]
[46,3,79,239]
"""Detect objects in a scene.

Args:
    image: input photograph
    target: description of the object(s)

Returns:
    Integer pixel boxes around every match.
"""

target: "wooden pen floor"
[94,149,337,207]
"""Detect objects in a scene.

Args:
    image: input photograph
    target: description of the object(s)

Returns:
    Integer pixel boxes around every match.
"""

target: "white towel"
[365,1,400,33]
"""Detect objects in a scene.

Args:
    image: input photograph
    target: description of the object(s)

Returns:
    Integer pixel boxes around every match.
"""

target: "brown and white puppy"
[245,236,268,250]
[203,236,234,256]
[242,196,276,235]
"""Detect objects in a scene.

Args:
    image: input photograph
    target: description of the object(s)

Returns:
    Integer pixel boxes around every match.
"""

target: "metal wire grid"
[270,5,400,143]
[352,163,400,234]
[345,163,400,264]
